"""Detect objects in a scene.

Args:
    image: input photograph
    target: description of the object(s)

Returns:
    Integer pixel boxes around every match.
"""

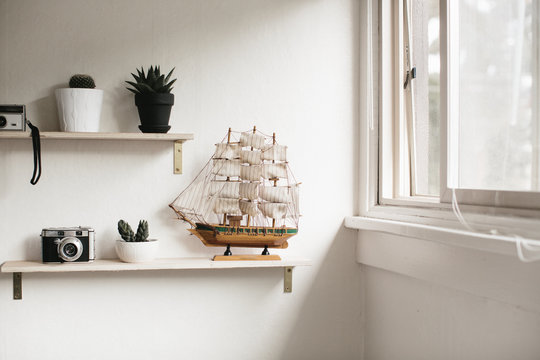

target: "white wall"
[360,231,540,360]
[0,1,363,359]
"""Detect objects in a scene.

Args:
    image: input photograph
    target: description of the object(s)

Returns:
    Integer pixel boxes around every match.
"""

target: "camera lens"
[57,237,83,262]
[0,116,6,128]
[63,243,78,257]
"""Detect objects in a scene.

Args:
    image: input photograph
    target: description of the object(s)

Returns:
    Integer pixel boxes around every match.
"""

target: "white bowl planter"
[55,88,103,132]
[115,239,158,263]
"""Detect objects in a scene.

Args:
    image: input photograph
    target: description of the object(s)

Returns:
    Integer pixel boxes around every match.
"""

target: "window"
[379,0,540,215]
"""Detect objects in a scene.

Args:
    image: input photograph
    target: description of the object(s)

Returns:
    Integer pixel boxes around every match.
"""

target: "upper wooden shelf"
[0,131,194,142]
[0,131,194,173]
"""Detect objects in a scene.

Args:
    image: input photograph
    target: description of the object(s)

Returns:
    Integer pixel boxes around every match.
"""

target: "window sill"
[344,214,538,257]
[345,214,540,313]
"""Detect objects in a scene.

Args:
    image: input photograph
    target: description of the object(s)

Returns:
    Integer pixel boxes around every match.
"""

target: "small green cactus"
[117,219,149,242]
[69,74,96,89]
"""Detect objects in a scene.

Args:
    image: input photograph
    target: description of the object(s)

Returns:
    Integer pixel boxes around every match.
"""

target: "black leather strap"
[26,120,42,185]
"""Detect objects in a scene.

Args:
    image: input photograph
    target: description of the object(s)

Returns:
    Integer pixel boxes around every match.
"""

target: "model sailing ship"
[169,127,300,260]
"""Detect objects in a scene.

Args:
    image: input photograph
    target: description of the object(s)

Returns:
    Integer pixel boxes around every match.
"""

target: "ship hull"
[189,223,297,249]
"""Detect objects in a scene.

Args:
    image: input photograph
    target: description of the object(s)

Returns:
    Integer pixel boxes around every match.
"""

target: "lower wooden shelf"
[0,257,311,299]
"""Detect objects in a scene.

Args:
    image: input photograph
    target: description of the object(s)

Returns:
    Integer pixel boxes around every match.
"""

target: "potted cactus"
[55,74,103,132]
[115,220,158,263]
[126,65,177,133]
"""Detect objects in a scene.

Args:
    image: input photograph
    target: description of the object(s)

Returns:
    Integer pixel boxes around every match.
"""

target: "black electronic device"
[0,105,26,131]
[41,227,95,263]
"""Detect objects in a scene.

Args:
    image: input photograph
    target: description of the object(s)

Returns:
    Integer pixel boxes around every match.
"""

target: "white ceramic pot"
[115,239,158,263]
[55,88,103,132]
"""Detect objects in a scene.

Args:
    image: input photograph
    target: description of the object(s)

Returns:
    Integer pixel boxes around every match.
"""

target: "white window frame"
[440,0,540,210]
[356,0,540,241]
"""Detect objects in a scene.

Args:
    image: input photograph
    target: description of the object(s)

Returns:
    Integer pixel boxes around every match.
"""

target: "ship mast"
[271,132,278,228]
[246,126,257,227]
[222,127,232,226]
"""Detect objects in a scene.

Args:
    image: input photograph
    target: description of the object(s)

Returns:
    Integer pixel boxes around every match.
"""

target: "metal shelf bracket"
[174,141,183,174]
[284,266,293,293]
[13,273,22,300]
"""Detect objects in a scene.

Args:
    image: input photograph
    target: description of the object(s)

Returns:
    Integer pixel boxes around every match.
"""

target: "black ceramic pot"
[135,93,174,133]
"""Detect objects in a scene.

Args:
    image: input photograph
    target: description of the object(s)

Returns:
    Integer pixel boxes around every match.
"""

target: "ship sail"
[288,184,300,216]
[214,198,242,215]
[258,202,288,219]
[212,159,241,177]
[240,150,262,165]
[240,165,262,181]
[239,182,259,200]
[214,143,240,159]
[262,144,287,161]
[260,186,289,203]
[209,181,240,198]
[239,132,265,149]
[262,163,287,179]
[239,200,259,217]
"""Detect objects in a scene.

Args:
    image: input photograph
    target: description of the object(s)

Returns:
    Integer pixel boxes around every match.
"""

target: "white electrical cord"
[451,188,540,262]
[515,236,540,263]
[451,188,475,232]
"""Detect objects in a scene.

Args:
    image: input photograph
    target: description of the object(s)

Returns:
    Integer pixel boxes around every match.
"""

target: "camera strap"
[26,120,42,185]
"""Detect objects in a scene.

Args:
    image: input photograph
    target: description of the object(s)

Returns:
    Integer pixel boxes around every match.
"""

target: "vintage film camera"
[0,105,26,131]
[41,227,95,263]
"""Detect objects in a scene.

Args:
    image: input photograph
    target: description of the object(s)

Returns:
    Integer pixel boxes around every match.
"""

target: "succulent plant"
[135,220,149,242]
[118,219,149,242]
[118,220,134,241]
[69,74,96,88]
[126,65,176,95]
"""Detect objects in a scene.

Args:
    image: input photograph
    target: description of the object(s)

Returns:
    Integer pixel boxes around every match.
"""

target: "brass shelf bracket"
[174,141,183,174]
[284,266,293,293]
[13,272,22,300]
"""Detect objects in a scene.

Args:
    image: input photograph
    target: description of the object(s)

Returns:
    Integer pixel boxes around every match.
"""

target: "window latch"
[404,67,416,89]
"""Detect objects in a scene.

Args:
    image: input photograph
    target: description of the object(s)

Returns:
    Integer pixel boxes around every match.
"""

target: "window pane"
[412,0,440,196]
[457,0,539,191]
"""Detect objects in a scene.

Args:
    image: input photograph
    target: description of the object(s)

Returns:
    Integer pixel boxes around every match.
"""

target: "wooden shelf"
[1,257,311,299]
[0,131,194,173]
[1,257,311,273]
[0,131,194,142]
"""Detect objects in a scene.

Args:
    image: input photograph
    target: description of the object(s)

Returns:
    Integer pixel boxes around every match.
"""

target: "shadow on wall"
[161,206,221,258]
[110,82,139,133]
[27,83,64,131]
[25,81,139,132]
[280,224,363,359]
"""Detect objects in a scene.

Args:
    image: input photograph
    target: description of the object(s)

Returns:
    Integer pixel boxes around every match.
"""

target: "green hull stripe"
[211,226,298,235]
